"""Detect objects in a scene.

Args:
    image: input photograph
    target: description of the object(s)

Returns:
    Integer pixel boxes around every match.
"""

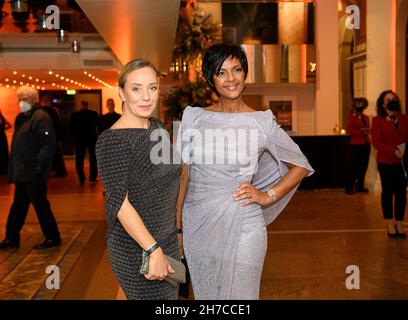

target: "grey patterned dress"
[177,106,313,300]
[96,118,181,300]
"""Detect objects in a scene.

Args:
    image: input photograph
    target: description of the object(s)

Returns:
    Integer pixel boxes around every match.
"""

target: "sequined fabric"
[177,106,313,300]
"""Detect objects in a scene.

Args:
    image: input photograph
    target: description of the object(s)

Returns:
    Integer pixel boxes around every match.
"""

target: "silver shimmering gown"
[177,106,313,300]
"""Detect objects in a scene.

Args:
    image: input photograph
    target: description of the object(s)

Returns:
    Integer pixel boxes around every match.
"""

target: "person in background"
[40,96,67,177]
[371,90,408,239]
[0,86,61,250]
[0,108,12,176]
[69,100,99,185]
[345,97,371,195]
[98,98,121,134]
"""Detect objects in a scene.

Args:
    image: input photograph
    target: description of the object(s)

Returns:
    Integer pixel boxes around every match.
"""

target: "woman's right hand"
[145,248,174,281]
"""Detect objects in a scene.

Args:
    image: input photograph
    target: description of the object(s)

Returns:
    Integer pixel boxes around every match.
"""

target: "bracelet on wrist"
[145,241,160,255]
[267,188,277,203]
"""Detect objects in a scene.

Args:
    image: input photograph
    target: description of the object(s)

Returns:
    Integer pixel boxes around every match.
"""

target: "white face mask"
[19,101,32,113]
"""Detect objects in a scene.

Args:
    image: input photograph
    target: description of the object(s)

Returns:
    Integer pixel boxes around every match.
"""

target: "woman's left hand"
[233,183,272,207]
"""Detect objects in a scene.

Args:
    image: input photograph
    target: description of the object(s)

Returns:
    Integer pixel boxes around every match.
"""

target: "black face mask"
[355,107,365,113]
[387,100,399,112]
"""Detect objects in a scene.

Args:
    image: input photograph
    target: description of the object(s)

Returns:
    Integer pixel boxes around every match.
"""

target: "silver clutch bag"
[139,251,186,287]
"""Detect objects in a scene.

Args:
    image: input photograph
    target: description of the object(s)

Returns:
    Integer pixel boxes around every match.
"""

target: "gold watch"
[267,188,277,203]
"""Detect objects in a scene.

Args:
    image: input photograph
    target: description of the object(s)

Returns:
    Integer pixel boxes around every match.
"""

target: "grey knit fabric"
[95,118,181,300]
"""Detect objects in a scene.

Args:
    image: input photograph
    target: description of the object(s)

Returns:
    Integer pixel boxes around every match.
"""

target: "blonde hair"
[118,59,159,88]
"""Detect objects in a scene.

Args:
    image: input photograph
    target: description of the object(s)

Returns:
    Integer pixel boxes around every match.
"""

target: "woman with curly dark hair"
[371,90,408,239]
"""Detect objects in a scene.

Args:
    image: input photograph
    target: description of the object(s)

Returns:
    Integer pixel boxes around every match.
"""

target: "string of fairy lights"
[0,70,114,91]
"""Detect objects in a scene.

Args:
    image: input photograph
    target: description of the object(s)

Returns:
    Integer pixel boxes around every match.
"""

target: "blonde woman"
[96,59,181,299]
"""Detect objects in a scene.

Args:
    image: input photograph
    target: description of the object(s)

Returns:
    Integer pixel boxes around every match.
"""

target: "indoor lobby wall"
[245,83,316,135]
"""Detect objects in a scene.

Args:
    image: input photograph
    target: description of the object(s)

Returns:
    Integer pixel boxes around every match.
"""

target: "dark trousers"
[346,144,371,190]
[5,181,60,243]
[75,141,97,182]
[377,163,407,221]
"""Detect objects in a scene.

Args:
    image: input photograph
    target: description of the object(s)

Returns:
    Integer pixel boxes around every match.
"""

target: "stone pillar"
[366,0,396,116]
[366,0,397,190]
[315,0,339,134]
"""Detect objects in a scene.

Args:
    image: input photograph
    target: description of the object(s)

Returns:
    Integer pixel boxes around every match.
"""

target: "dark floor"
[0,160,407,300]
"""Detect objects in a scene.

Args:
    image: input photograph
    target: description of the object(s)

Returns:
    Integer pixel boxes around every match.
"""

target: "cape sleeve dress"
[96,118,182,300]
[176,106,314,299]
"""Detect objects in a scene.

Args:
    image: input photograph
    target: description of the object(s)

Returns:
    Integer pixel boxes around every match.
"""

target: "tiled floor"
[0,160,407,300]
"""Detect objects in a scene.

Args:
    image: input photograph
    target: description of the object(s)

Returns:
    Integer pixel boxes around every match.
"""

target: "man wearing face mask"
[345,97,371,195]
[0,86,61,250]
[371,90,408,239]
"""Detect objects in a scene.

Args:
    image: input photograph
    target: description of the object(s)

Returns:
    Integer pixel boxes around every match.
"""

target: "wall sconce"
[71,40,80,53]
[56,29,66,42]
